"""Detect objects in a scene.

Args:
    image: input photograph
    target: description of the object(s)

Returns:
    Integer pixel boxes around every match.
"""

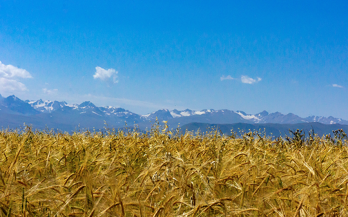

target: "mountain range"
[0,94,347,135]
[180,122,348,138]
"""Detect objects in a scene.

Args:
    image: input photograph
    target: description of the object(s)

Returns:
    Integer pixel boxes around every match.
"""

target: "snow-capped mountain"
[142,109,173,120]
[99,106,137,118]
[1,95,39,115]
[141,108,348,125]
[235,110,261,122]
[304,116,345,125]
[27,99,72,113]
[0,95,347,132]
[170,109,206,117]
[76,101,104,116]
[26,99,141,120]
[142,109,220,120]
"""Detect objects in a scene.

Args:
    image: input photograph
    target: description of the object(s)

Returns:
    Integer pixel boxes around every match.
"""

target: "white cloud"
[0,77,28,92]
[43,88,58,94]
[0,61,32,93]
[93,66,118,83]
[332,84,344,88]
[241,75,262,84]
[0,61,32,78]
[221,75,262,84]
[220,75,235,81]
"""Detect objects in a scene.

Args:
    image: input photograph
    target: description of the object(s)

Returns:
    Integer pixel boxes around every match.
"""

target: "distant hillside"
[180,122,348,138]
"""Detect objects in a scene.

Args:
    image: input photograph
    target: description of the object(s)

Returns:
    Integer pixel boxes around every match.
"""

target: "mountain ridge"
[1,95,347,132]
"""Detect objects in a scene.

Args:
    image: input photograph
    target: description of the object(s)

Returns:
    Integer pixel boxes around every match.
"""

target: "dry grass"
[0,122,347,216]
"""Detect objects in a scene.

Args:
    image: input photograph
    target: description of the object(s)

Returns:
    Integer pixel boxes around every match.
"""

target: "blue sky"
[0,0,347,118]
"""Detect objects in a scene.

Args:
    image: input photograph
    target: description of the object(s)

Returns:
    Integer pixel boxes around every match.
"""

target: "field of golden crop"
[0,123,347,216]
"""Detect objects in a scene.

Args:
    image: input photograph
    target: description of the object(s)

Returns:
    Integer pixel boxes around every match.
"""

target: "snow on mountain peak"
[235,111,261,121]
[142,113,151,118]
[169,111,181,118]
[7,95,347,126]
[8,95,20,101]
[180,111,192,116]
[194,111,206,115]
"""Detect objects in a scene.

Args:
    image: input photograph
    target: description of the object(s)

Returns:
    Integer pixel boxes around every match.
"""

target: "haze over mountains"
[0,94,347,135]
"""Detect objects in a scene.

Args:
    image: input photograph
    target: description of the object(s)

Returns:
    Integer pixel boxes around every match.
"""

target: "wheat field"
[0,122,347,216]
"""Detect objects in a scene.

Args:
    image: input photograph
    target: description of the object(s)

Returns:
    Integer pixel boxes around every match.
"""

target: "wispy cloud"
[241,75,262,84]
[332,84,344,88]
[0,61,32,78]
[84,94,174,110]
[43,88,58,94]
[0,78,28,92]
[48,92,187,115]
[221,75,262,84]
[220,75,235,81]
[93,66,118,83]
